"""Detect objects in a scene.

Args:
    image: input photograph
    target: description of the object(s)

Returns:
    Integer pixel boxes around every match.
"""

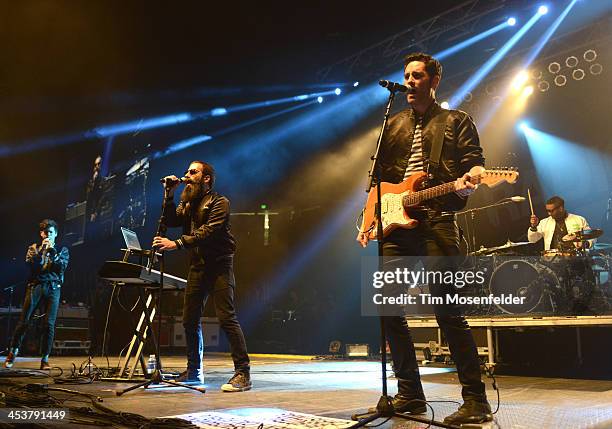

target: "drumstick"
[527,188,534,215]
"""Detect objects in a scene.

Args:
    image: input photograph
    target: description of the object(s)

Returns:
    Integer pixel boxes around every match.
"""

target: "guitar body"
[360,168,519,241]
[362,172,428,240]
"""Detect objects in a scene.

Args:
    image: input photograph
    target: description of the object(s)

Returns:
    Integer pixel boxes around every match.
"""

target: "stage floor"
[2,353,612,428]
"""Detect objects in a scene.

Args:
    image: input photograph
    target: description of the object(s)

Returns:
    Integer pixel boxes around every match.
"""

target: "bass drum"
[489,259,560,314]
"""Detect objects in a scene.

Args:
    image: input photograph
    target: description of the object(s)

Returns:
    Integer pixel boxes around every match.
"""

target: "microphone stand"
[457,199,519,255]
[349,88,459,429]
[115,185,205,395]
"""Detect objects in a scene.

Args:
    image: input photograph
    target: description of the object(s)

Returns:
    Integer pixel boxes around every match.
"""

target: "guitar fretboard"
[402,174,483,206]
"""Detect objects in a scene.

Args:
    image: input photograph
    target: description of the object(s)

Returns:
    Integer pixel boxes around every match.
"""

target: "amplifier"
[159,317,219,348]
[346,343,369,358]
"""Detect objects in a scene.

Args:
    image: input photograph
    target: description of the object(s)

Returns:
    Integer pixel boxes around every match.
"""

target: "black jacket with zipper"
[378,102,485,213]
[164,190,236,267]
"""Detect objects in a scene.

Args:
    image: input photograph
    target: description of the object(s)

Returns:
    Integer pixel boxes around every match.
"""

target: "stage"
[1,353,611,428]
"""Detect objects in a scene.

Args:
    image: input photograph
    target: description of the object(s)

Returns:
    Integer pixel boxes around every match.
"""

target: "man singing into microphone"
[4,219,69,370]
[153,161,251,392]
[356,53,491,425]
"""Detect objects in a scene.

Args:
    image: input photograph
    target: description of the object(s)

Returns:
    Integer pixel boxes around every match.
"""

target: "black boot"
[443,399,492,425]
[392,379,427,414]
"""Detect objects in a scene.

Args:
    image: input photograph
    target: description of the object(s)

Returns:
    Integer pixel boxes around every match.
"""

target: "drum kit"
[463,229,612,316]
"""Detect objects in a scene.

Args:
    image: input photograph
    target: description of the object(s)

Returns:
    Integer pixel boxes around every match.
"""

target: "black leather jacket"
[26,243,69,287]
[164,190,236,267]
[378,102,485,212]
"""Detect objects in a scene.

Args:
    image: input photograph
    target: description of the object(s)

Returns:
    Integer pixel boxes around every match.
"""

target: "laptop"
[121,227,142,251]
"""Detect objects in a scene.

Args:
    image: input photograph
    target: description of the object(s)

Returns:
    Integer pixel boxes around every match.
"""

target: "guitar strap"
[425,109,451,180]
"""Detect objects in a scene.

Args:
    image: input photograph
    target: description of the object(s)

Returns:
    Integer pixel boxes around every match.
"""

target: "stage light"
[485,84,497,96]
[211,107,228,116]
[440,101,450,109]
[518,121,529,132]
[334,88,342,95]
[152,135,213,159]
[522,85,534,97]
[294,95,309,101]
[260,203,268,210]
[317,96,324,103]
[449,9,544,108]
[590,63,603,75]
[353,81,360,87]
[520,0,577,70]
[565,56,578,68]
[548,62,561,74]
[538,80,550,92]
[572,69,585,81]
[511,70,529,91]
[507,17,517,26]
[531,69,542,80]
[583,49,597,62]
[554,75,567,86]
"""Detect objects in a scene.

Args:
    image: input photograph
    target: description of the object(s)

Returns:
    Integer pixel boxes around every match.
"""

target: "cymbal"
[562,229,604,242]
[471,240,531,255]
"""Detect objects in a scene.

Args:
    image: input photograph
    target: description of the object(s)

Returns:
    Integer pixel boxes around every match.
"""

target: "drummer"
[528,196,594,251]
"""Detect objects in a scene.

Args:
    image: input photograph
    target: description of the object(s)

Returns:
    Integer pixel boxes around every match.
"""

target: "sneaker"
[4,352,15,368]
[176,369,203,384]
[40,360,51,370]
[443,400,493,425]
[221,371,252,392]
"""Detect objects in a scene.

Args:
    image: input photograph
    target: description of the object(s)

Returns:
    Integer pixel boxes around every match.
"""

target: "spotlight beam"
[449,10,545,108]
[479,0,579,129]
[522,0,579,68]
[152,101,318,159]
[0,91,340,158]
[435,21,512,60]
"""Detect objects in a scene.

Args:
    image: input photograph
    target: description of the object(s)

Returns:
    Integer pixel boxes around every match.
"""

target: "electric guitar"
[360,169,519,240]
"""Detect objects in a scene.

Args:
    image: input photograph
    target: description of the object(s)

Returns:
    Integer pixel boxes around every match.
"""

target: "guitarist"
[356,52,491,425]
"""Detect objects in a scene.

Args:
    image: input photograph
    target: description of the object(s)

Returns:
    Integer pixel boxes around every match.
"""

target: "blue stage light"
[518,121,529,132]
[317,96,324,103]
[335,88,342,95]
[538,5,548,15]
[449,9,544,108]
[353,81,359,87]
[211,107,228,116]
[507,17,517,26]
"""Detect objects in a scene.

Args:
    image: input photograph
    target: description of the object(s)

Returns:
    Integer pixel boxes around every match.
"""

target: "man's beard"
[181,181,207,202]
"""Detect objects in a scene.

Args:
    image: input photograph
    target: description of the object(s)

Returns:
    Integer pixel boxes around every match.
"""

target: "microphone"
[379,80,409,93]
[159,177,185,185]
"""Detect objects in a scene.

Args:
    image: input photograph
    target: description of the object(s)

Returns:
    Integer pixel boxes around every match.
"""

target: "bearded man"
[153,161,251,392]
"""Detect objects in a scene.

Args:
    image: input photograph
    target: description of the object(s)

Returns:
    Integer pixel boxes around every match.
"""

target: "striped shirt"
[404,116,424,179]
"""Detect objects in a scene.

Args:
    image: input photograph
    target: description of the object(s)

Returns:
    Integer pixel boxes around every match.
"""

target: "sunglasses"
[184,168,202,176]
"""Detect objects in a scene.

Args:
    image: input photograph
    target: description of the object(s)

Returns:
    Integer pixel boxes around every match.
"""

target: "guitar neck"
[403,175,482,206]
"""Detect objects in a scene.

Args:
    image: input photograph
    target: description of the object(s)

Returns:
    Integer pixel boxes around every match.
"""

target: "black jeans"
[382,220,486,402]
[11,282,61,357]
[183,257,250,373]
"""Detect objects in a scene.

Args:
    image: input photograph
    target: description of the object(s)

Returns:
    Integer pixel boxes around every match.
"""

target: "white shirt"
[527,212,592,251]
